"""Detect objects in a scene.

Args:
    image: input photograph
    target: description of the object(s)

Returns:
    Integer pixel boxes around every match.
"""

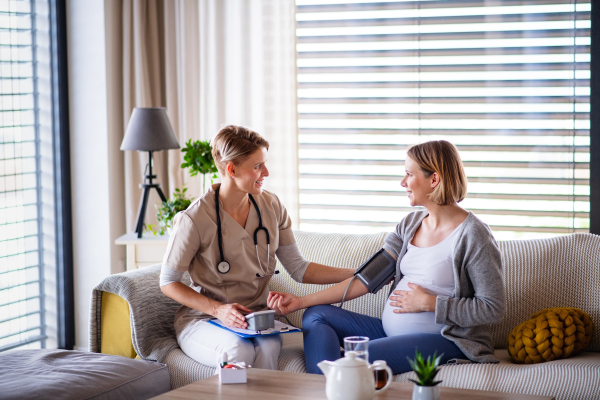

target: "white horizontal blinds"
[0,0,46,351]
[296,0,590,239]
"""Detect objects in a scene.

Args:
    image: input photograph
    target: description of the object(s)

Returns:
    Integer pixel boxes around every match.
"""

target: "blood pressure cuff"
[354,248,397,294]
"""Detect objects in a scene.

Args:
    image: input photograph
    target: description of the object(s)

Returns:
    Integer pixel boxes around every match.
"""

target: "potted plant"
[180,139,218,194]
[407,349,443,400]
[148,187,193,236]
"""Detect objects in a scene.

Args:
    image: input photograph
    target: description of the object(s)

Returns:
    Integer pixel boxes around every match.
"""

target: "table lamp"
[121,107,180,238]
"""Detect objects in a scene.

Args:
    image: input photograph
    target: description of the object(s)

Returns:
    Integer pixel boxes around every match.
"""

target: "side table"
[115,233,170,271]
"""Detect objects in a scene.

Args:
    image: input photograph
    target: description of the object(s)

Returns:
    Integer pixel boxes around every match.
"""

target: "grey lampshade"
[120,107,180,151]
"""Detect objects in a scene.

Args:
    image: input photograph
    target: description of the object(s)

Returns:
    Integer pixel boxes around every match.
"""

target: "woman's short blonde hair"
[211,125,269,175]
[406,140,467,205]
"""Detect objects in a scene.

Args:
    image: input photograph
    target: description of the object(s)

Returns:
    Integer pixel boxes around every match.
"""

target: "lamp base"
[135,182,167,238]
[134,150,167,238]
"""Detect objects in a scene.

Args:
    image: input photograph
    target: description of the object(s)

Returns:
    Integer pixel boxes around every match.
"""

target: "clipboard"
[207,319,301,338]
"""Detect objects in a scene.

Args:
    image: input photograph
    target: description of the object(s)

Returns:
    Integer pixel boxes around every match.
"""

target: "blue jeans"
[302,305,466,375]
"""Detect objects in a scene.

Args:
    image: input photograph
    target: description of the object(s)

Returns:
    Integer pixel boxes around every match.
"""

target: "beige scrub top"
[162,183,296,328]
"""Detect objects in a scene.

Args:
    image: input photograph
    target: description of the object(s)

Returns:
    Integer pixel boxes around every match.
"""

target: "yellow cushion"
[508,307,594,364]
[100,292,137,358]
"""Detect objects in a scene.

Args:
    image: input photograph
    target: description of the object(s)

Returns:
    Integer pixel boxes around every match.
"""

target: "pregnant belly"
[381,299,444,337]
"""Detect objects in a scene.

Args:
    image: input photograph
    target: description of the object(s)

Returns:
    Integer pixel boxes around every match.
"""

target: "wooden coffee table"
[151,369,555,400]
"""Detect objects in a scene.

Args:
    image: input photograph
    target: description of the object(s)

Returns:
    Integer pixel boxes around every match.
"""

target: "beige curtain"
[122,0,199,231]
[199,0,299,227]
[121,0,298,231]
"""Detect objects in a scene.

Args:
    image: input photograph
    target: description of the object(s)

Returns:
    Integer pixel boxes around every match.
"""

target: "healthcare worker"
[160,125,353,369]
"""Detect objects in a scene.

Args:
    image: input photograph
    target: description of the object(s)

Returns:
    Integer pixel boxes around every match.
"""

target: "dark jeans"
[302,305,466,375]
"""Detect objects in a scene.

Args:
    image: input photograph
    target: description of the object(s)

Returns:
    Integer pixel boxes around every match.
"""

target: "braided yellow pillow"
[508,307,595,364]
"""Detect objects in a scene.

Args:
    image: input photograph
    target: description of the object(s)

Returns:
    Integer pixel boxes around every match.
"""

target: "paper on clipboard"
[208,319,300,338]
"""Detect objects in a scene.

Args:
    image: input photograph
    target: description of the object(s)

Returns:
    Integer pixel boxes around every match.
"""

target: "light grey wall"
[66,0,126,351]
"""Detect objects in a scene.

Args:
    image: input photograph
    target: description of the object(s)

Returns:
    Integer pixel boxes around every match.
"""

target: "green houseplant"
[148,187,193,236]
[180,139,218,194]
[148,140,216,236]
[407,349,443,400]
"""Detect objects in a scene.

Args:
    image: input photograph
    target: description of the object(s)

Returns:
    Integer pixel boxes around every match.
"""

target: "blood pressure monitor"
[245,310,276,331]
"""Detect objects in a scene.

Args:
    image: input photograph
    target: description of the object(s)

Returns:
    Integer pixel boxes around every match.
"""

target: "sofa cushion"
[394,350,600,400]
[495,233,600,351]
[163,331,307,389]
[269,231,390,328]
[508,307,595,364]
[163,348,215,390]
[270,232,600,354]
[279,331,307,373]
[164,334,600,400]
[278,337,600,400]
[0,349,170,400]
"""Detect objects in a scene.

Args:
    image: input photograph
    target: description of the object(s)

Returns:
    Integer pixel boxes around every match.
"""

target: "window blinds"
[0,0,48,352]
[295,0,590,240]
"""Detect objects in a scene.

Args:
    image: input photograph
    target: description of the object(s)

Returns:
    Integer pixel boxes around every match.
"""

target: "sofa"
[90,231,600,399]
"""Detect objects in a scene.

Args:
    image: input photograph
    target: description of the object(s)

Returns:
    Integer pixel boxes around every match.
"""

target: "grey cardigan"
[382,210,506,364]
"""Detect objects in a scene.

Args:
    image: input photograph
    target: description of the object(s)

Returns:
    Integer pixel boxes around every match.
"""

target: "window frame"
[590,0,600,235]
[49,0,74,350]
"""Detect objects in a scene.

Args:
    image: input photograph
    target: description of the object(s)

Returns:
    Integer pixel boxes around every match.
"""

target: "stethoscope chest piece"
[217,261,230,274]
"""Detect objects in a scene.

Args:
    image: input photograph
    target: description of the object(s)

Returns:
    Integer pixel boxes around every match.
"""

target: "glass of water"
[343,336,369,363]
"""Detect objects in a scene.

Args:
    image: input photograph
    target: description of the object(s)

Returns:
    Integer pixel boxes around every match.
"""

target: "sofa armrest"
[89,264,189,363]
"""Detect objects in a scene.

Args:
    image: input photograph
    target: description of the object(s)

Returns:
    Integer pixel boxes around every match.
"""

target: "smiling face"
[401,156,436,207]
[227,147,269,195]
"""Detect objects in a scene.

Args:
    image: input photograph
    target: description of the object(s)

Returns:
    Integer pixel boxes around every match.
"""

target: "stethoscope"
[215,185,279,278]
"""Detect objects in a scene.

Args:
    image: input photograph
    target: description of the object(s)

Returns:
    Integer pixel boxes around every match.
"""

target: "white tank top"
[381,222,462,337]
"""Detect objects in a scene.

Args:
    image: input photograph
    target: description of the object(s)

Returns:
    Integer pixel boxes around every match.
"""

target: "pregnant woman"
[268,140,506,374]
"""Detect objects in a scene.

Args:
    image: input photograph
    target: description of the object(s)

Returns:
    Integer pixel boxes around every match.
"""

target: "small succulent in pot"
[407,349,443,400]
[148,187,193,236]
[407,349,443,386]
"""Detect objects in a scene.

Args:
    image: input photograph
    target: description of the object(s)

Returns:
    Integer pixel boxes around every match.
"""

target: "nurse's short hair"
[212,125,270,175]
[406,140,467,205]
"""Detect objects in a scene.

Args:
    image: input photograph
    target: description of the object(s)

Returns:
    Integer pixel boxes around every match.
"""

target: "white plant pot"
[412,385,440,400]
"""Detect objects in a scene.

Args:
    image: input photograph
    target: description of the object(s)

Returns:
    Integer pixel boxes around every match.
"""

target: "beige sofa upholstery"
[92,232,600,399]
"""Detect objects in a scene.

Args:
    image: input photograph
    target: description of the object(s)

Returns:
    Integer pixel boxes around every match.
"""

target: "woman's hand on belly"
[389,282,436,313]
[267,291,303,316]
[213,303,252,329]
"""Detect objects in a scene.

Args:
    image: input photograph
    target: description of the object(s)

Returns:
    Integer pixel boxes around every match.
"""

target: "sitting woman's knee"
[222,338,255,365]
[257,335,282,354]
[302,305,334,327]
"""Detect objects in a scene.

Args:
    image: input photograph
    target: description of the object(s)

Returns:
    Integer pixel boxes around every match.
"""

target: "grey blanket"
[89,264,190,362]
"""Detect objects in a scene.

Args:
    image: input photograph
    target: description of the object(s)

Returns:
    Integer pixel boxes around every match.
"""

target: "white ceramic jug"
[318,352,393,400]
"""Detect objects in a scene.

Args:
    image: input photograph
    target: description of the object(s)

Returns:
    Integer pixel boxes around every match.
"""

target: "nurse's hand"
[389,282,436,313]
[268,291,302,316]
[214,303,251,329]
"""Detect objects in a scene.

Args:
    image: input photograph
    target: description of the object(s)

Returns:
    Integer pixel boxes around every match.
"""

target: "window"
[296,0,591,240]
[0,0,67,352]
